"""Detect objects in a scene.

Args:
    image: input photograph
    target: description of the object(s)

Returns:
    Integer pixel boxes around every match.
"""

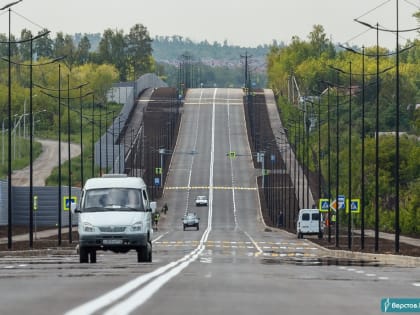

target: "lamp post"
[91,94,95,177]
[327,85,332,242]
[3,32,60,248]
[354,6,419,253]
[2,0,24,249]
[348,61,353,250]
[36,74,89,245]
[58,64,62,245]
[78,82,89,187]
[66,73,72,243]
[105,103,109,173]
[112,111,115,173]
[335,70,340,248]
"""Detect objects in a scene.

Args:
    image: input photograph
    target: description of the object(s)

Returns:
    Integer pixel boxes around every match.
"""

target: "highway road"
[0,88,419,315]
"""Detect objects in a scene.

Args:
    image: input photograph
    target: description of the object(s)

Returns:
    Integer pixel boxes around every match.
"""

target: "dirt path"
[12,139,81,186]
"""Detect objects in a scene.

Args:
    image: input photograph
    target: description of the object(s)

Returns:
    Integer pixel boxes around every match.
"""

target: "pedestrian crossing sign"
[63,196,77,211]
[319,199,330,212]
[346,199,360,213]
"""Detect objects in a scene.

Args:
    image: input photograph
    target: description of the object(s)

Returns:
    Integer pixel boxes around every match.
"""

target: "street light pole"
[6,6,11,249]
[91,94,95,177]
[348,61,352,250]
[335,71,340,248]
[58,64,62,246]
[67,73,72,244]
[327,85,332,242]
[112,111,115,173]
[78,84,87,186]
[99,105,102,174]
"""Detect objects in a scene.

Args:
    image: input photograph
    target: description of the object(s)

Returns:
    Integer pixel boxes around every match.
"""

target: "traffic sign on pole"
[338,195,346,210]
[33,195,38,211]
[154,177,160,186]
[346,198,360,213]
[63,196,77,211]
[319,198,330,212]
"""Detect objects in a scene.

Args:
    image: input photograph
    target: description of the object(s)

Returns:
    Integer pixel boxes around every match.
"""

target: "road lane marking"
[165,186,257,190]
[227,89,239,229]
[65,89,218,315]
[101,89,218,315]
[244,231,263,256]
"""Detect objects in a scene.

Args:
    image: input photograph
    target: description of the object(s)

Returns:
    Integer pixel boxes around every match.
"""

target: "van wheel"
[137,245,150,263]
[196,224,199,231]
[147,242,152,263]
[318,232,323,239]
[79,246,89,263]
[90,249,97,263]
[297,232,303,239]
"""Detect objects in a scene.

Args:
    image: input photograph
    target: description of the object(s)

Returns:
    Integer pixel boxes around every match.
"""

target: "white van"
[296,208,323,239]
[71,174,156,263]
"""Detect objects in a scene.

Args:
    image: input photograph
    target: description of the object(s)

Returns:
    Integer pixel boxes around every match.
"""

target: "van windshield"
[82,188,145,212]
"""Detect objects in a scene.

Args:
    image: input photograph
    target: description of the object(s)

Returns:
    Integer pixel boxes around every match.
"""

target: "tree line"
[267,22,419,235]
[0,23,154,82]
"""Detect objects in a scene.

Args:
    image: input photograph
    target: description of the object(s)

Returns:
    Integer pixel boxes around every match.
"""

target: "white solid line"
[244,231,263,255]
[72,89,217,315]
[152,232,169,243]
[100,89,218,315]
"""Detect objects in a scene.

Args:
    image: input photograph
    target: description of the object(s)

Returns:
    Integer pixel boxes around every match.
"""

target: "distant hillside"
[152,35,273,63]
[71,33,277,87]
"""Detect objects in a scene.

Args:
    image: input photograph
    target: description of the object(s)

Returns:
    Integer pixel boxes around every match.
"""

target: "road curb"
[0,248,76,257]
[304,239,420,267]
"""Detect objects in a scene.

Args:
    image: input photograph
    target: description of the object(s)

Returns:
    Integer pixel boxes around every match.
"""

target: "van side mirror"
[150,201,157,213]
[70,202,79,214]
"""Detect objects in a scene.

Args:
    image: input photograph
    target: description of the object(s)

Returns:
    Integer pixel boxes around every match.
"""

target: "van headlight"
[83,222,96,232]
[130,222,143,232]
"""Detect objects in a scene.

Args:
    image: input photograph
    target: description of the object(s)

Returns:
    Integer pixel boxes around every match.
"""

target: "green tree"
[34,28,53,59]
[53,32,65,58]
[308,24,335,58]
[125,23,153,80]
[97,28,126,80]
[62,34,76,70]
[19,28,33,61]
[76,35,91,65]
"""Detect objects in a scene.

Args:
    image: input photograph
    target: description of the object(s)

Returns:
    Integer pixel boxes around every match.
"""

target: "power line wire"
[355,0,392,20]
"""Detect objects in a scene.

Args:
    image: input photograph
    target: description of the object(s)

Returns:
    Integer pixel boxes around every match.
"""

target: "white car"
[195,195,208,206]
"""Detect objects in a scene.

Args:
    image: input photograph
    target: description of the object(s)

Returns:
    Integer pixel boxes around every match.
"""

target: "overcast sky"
[0,0,418,49]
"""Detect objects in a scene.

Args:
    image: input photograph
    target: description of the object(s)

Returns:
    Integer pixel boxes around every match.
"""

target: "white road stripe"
[65,89,219,315]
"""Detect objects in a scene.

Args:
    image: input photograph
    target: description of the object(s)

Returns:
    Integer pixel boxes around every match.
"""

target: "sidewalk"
[0,228,70,245]
[354,229,420,247]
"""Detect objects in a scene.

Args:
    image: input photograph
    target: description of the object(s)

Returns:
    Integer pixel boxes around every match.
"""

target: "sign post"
[34,195,38,239]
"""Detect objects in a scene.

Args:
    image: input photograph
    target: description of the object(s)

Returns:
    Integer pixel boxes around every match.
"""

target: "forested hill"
[152,36,275,88]
[152,35,274,63]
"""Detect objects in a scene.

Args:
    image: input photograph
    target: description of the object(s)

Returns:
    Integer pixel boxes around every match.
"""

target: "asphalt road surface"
[0,88,419,315]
